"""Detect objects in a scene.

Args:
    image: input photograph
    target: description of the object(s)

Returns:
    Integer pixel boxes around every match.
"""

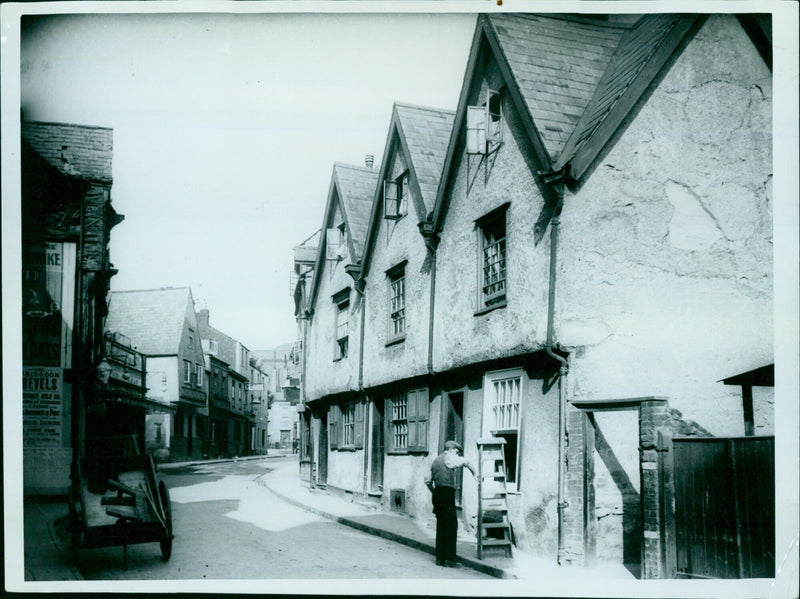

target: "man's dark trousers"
[432,486,457,564]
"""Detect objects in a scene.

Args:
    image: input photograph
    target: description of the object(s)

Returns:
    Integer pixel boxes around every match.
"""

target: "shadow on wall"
[593,420,642,566]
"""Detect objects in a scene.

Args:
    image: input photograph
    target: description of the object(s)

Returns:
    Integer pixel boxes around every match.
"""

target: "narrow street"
[70,456,491,580]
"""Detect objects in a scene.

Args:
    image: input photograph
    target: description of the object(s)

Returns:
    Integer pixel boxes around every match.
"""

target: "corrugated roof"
[106,287,191,355]
[487,14,628,162]
[21,121,113,183]
[333,163,379,260]
[395,103,455,214]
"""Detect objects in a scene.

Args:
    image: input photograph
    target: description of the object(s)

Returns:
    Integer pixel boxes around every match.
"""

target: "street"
[70,456,491,580]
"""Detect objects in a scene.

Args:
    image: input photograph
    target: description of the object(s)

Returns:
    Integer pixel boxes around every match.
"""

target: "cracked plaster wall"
[558,15,773,436]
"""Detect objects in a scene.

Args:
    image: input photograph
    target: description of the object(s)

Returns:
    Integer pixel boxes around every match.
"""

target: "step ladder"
[476,437,513,559]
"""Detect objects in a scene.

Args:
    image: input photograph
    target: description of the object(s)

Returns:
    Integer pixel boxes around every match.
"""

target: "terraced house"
[296,13,773,579]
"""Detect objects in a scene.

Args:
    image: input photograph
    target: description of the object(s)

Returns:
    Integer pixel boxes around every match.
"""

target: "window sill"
[386,450,429,456]
[385,335,406,347]
[474,301,507,317]
[335,446,358,452]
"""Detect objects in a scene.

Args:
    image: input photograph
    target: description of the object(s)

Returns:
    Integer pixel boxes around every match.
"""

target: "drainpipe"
[419,221,439,375]
[540,166,569,566]
[353,277,369,496]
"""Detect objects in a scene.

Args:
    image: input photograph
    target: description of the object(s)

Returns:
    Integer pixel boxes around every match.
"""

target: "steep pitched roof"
[334,163,379,260]
[21,121,113,183]
[106,287,192,355]
[307,163,379,313]
[360,102,455,278]
[395,103,455,215]
[433,13,702,229]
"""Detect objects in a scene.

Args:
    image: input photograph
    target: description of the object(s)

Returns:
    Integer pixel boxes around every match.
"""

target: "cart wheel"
[158,481,173,561]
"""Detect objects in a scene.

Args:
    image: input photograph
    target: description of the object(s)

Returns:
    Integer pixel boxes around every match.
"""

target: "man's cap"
[445,440,462,451]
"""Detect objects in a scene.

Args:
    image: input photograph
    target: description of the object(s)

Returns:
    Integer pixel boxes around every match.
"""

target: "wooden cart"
[68,435,173,567]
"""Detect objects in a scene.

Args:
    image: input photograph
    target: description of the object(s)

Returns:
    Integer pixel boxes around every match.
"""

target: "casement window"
[386,262,407,342]
[466,88,503,154]
[386,387,429,453]
[196,364,203,387]
[208,339,219,355]
[326,222,347,261]
[188,334,194,349]
[329,401,365,450]
[476,204,509,311]
[183,360,192,384]
[483,368,523,489]
[384,170,409,220]
[333,289,350,360]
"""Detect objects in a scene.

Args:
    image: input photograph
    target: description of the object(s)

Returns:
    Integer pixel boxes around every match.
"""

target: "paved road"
[72,458,490,580]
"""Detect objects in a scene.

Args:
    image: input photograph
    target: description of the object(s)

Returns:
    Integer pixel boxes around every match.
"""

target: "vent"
[390,489,406,513]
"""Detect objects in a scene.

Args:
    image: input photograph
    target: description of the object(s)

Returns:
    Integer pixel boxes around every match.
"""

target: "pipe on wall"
[541,167,570,566]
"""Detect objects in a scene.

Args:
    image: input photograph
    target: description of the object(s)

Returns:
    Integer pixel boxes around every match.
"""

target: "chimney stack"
[365,154,374,169]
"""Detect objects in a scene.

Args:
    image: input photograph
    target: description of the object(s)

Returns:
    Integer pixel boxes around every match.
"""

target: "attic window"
[384,171,409,220]
[326,223,347,261]
[333,289,350,361]
[467,88,503,154]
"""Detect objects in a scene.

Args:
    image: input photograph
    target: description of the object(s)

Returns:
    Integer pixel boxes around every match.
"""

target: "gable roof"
[106,287,193,355]
[21,121,113,184]
[307,162,378,313]
[433,13,703,230]
[360,102,455,279]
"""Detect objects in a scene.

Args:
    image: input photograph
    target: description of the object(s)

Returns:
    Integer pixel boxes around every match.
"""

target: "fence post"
[657,428,676,578]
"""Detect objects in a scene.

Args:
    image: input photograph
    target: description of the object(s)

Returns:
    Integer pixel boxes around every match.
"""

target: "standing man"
[425,440,476,567]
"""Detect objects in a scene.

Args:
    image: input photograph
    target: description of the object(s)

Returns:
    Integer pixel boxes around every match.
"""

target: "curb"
[255,475,510,579]
[157,453,289,471]
[47,515,84,581]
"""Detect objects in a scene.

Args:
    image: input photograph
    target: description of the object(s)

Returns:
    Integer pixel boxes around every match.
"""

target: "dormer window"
[467,88,503,154]
[333,288,350,361]
[384,170,409,220]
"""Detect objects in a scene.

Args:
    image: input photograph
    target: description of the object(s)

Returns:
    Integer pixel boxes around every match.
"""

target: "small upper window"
[333,289,350,360]
[196,364,203,387]
[387,262,406,342]
[326,223,347,261]
[477,205,508,310]
[384,170,409,220]
[467,88,503,154]
[183,360,192,384]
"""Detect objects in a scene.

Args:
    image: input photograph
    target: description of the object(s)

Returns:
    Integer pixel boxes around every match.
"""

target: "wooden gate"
[659,434,774,578]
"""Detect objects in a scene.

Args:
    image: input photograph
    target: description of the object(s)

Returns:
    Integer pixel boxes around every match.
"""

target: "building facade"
[296,13,773,578]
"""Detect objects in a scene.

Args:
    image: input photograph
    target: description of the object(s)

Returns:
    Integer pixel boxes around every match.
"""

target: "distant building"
[106,287,207,461]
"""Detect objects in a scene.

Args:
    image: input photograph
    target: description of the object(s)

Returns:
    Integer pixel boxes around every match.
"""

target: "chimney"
[365,154,374,169]
[197,308,210,327]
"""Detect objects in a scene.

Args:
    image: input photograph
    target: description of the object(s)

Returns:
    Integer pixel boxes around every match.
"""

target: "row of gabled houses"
[291,13,774,578]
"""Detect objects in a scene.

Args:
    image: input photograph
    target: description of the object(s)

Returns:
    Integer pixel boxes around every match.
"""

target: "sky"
[18,9,476,350]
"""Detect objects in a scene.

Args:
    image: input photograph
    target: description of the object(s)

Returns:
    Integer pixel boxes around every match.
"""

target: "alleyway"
[70,456,491,580]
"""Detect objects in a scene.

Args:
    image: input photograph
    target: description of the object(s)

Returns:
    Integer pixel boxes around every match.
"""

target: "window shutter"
[384,181,398,218]
[354,400,365,449]
[466,106,486,154]
[385,396,393,451]
[486,89,502,143]
[326,228,341,260]
[406,390,418,450]
[329,404,340,449]
[413,388,429,452]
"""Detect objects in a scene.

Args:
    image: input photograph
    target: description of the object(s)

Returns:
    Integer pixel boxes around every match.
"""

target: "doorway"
[441,391,464,506]
[317,411,328,486]
[370,399,385,494]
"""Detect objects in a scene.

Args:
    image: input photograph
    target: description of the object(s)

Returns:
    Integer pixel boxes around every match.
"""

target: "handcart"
[68,435,173,567]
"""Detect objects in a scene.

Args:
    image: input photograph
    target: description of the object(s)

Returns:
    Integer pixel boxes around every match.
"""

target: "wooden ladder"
[476,437,513,559]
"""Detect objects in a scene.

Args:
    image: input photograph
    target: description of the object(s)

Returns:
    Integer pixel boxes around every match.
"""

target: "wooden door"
[317,412,328,485]
[442,392,464,506]
[370,400,385,493]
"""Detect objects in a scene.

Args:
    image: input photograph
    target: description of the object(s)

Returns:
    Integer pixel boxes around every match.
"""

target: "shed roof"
[106,287,192,355]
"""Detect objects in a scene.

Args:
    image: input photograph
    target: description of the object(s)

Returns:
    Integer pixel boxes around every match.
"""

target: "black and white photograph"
[2,1,798,597]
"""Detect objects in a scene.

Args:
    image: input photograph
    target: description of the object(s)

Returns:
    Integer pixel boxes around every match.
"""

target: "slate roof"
[394,103,455,214]
[333,163,379,260]
[106,287,191,355]
[486,14,628,162]
[21,121,113,183]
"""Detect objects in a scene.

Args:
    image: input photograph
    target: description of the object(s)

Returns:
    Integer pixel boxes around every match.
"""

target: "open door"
[441,391,465,507]
[369,399,385,494]
[317,411,328,486]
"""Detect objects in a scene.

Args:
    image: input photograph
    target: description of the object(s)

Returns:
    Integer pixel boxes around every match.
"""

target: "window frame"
[466,88,503,154]
[333,288,351,361]
[386,387,429,454]
[384,170,409,220]
[475,203,509,314]
[329,400,364,451]
[386,261,407,344]
[196,363,203,387]
[183,360,192,384]
[482,367,524,491]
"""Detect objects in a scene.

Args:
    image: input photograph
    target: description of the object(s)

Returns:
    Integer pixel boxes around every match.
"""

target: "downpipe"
[541,167,569,566]
[354,279,370,497]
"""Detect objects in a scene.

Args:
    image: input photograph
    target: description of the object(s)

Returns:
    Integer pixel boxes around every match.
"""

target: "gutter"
[540,166,570,566]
